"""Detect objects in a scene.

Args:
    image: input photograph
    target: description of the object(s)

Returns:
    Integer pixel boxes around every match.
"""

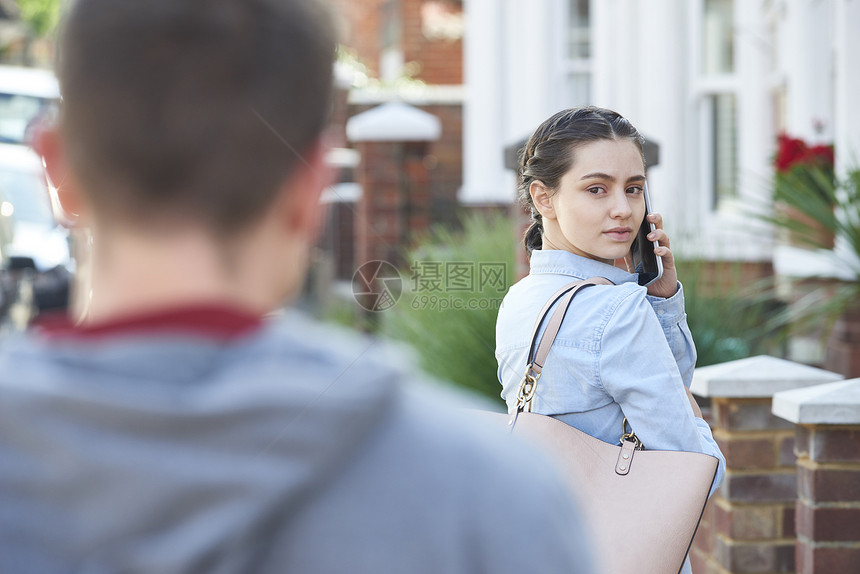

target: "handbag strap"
[528,277,614,378]
[512,276,614,417]
[509,275,644,449]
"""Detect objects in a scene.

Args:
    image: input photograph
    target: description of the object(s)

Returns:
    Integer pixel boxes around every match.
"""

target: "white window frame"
[380,0,404,83]
[683,0,776,261]
[555,0,593,111]
[691,0,741,217]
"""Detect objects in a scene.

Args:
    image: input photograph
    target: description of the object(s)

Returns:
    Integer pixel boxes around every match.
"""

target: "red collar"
[35,304,264,341]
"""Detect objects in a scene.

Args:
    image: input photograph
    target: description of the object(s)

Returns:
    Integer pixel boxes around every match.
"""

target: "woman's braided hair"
[518,106,645,255]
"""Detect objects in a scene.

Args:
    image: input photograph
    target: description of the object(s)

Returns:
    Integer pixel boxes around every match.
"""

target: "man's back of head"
[40,0,339,320]
[57,0,335,237]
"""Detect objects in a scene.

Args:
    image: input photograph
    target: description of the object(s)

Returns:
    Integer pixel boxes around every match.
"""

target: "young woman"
[495,106,725,574]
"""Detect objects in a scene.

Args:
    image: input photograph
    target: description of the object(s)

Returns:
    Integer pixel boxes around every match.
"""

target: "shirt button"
[657,309,665,316]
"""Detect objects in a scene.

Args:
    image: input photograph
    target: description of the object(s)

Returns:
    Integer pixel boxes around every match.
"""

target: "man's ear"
[529,180,556,221]
[277,136,332,241]
[33,127,86,227]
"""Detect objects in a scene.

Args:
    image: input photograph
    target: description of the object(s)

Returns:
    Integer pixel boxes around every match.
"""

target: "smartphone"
[630,182,663,287]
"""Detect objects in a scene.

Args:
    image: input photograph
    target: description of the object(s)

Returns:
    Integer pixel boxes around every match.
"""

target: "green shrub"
[764,166,860,339]
[380,212,515,404]
[674,258,784,366]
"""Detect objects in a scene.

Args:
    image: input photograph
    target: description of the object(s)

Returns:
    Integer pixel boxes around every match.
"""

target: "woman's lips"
[604,228,633,241]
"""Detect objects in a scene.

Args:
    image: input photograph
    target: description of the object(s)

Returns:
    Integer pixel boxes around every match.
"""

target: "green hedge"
[380,212,515,404]
[674,258,783,367]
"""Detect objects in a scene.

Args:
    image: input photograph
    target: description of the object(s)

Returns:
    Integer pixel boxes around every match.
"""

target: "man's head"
[52,0,336,236]
[38,0,338,318]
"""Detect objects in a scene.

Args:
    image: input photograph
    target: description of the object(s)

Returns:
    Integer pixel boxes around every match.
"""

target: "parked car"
[0,65,59,146]
[0,143,72,325]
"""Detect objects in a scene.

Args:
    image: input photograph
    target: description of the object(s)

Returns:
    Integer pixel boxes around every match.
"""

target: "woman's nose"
[609,191,633,219]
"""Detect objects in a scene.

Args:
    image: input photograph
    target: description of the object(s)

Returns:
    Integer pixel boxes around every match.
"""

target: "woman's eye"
[587,187,603,195]
[627,186,644,195]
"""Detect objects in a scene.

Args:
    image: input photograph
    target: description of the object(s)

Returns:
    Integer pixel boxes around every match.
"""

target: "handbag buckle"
[619,417,643,450]
[515,365,540,412]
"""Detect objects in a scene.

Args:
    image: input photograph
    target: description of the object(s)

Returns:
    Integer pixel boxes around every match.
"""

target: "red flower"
[774,133,834,174]
[807,144,835,166]
[775,134,808,172]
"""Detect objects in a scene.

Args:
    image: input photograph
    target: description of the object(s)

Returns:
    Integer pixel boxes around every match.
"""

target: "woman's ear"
[529,181,556,221]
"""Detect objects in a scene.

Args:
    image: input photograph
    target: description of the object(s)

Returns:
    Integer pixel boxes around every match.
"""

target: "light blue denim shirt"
[495,250,726,502]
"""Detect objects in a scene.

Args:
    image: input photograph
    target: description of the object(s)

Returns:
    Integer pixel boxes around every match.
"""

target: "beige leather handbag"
[497,278,718,574]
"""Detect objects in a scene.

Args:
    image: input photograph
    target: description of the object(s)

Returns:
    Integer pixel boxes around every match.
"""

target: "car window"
[0,93,48,145]
[0,168,54,226]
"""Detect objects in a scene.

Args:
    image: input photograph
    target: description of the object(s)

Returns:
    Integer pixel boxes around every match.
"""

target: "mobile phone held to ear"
[630,182,663,287]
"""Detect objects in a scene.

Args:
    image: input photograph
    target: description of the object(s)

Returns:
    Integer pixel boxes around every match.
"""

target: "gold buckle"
[515,365,540,412]
[619,417,643,450]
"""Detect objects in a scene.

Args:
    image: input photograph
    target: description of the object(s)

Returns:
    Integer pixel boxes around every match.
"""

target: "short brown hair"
[57,0,337,235]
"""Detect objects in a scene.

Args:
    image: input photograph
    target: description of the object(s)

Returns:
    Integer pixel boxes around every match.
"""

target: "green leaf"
[17,0,61,38]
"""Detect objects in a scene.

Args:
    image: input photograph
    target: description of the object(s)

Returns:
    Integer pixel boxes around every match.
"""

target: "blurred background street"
[1,0,859,383]
[2,2,860,573]
[2,0,860,382]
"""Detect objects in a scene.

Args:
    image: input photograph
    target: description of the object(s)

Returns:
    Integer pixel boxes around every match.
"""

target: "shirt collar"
[528,249,639,285]
[34,304,264,341]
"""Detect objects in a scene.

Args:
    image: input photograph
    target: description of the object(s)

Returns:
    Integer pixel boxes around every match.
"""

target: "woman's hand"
[644,213,678,298]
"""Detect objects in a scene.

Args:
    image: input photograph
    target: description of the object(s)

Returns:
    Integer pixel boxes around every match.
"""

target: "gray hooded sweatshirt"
[0,310,595,573]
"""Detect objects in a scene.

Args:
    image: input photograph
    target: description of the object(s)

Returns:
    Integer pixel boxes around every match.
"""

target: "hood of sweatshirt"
[0,309,403,572]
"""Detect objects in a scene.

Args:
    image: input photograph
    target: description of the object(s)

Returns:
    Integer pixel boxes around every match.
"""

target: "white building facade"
[462,0,860,264]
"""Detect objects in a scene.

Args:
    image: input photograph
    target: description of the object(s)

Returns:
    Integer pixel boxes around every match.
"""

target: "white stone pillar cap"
[346,102,442,142]
[334,61,356,90]
[773,378,860,424]
[690,355,843,399]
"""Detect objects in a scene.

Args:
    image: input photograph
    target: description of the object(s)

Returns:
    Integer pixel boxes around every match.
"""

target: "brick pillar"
[825,307,860,378]
[773,379,860,573]
[690,356,843,574]
[347,102,441,268]
[351,141,404,266]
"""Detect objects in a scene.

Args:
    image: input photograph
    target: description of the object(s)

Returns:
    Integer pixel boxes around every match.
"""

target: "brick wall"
[349,101,462,233]
[690,398,798,574]
[320,201,356,280]
[690,356,844,574]
[330,82,351,150]
[775,278,860,379]
[685,261,775,298]
[825,308,860,378]
[353,140,434,267]
[401,0,463,85]
[794,425,860,572]
[332,0,462,85]
[330,0,386,77]
[418,103,461,229]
